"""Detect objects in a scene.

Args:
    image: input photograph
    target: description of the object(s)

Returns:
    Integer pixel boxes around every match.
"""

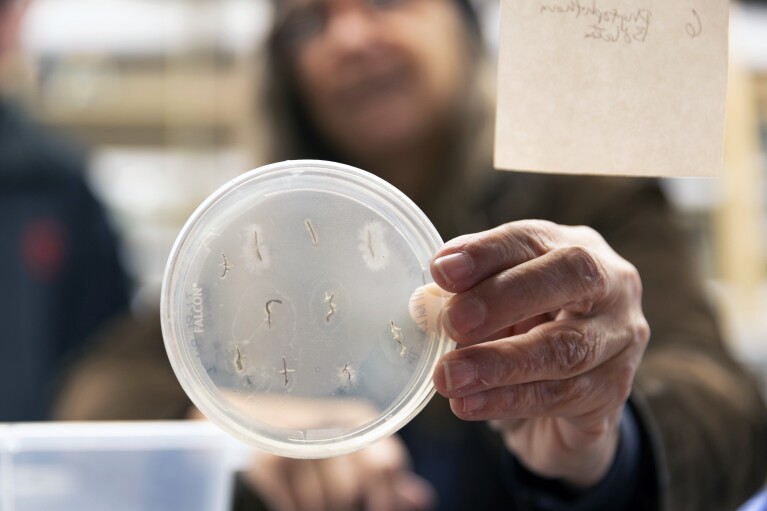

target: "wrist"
[502,406,644,511]
[561,419,621,488]
[498,410,624,488]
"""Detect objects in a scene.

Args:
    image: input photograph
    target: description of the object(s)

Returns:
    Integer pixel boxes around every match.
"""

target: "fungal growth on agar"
[336,363,357,388]
[241,224,271,273]
[390,320,407,358]
[359,221,390,270]
[305,219,319,247]
[325,292,337,323]
[279,357,295,386]
[253,231,263,262]
[265,299,283,329]
[234,345,245,373]
[219,253,233,278]
[367,230,375,258]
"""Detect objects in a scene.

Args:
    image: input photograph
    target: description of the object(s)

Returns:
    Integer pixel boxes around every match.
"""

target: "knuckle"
[562,245,608,297]
[534,379,573,409]
[493,221,555,263]
[489,346,515,387]
[632,317,651,348]
[504,378,583,413]
[492,229,523,264]
[547,379,578,408]
[571,224,603,244]
[501,385,525,411]
[519,220,556,256]
[545,327,594,374]
[620,261,643,299]
[530,382,552,408]
[492,231,532,266]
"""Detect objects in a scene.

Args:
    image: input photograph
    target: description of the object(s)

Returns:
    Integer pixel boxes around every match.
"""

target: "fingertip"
[432,361,448,395]
[448,397,463,418]
[448,394,486,420]
[441,296,487,342]
[431,251,474,291]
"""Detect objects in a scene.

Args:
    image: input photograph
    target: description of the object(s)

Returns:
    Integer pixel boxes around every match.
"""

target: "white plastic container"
[0,421,251,511]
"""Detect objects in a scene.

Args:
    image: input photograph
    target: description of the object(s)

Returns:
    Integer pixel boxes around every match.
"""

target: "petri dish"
[161,160,454,458]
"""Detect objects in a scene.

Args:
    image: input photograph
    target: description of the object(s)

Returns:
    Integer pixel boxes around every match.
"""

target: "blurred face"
[274,0,472,161]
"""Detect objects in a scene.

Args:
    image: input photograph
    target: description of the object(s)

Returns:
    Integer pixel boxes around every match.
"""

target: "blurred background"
[2,0,767,391]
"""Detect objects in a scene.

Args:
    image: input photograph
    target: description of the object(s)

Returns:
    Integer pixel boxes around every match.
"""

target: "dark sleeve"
[2,104,131,359]
[57,177,130,357]
[0,111,131,420]
[538,175,767,511]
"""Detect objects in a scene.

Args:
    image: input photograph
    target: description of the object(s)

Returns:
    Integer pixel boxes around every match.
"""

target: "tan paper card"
[494,0,729,177]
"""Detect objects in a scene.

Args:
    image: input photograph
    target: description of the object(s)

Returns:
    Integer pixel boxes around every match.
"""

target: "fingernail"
[462,393,486,413]
[434,252,474,284]
[442,359,477,391]
[445,297,486,335]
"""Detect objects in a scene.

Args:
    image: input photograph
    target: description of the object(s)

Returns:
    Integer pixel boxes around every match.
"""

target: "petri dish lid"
[161,160,454,458]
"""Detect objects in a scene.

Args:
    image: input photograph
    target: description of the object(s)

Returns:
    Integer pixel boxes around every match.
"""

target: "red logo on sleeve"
[21,218,69,283]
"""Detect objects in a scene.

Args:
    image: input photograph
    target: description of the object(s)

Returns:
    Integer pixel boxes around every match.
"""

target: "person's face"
[275,0,471,159]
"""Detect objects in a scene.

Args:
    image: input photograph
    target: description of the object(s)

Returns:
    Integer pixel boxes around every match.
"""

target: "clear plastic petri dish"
[161,160,454,459]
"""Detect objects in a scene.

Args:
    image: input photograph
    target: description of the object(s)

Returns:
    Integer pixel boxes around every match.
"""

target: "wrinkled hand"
[430,220,650,487]
[241,435,435,511]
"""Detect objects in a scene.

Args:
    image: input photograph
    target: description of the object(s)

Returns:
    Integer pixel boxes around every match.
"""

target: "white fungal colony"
[241,224,271,273]
[358,221,390,271]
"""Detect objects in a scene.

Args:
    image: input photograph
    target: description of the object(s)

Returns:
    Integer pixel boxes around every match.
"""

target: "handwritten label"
[539,1,651,44]
[495,0,729,177]
[686,9,702,38]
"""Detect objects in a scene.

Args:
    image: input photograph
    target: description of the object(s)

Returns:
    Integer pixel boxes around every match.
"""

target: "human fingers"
[364,471,397,511]
[355,436,420,511]
[315,455,361,511]
[433,316,646,397]
[407,283,549,346]
[440,244,612,344]
[288,460,327,511]
[365,471,436,511]
[430,220,559,293]
[445,352,638,422]
[242,455,298,511]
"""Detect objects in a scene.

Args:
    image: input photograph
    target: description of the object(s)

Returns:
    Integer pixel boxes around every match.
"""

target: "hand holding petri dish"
[161,160,454,459]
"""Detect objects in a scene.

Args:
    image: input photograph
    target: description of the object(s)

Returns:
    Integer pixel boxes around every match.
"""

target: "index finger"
[431,220,557,293]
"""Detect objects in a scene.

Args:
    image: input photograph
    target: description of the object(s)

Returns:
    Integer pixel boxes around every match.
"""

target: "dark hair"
[270,0,482,41]
[453,0,481,35]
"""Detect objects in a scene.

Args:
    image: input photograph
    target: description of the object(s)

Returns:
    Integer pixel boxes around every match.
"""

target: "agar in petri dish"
[161,160,454,458]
